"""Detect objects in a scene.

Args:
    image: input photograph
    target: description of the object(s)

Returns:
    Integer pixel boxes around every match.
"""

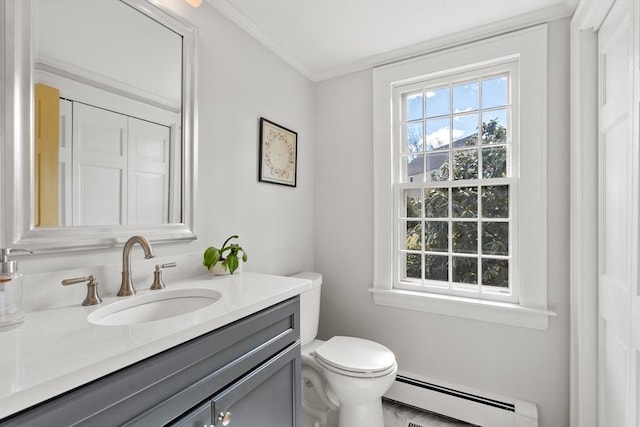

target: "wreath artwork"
[259,118,298,187]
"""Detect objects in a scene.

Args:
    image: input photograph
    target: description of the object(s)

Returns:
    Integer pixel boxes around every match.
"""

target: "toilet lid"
[313,336,396,376]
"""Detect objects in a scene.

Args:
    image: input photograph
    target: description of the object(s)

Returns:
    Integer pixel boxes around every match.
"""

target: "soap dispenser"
[0,248,31,330]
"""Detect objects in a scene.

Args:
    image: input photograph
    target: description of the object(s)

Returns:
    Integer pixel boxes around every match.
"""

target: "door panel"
[79,166,123,225]
[597,1,636,425]
[72,103,127,225]
[602,320,628,427]
[602,121,629,282]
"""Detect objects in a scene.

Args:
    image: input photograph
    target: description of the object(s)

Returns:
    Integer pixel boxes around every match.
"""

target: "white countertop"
[0,272,311,419]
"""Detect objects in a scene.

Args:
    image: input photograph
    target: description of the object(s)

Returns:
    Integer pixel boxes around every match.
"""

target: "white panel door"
[597,0,638,425]
[72,103,127,226]
[127,118,170,224]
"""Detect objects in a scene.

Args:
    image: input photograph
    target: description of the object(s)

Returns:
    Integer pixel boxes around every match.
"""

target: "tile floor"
[382,399,478,427]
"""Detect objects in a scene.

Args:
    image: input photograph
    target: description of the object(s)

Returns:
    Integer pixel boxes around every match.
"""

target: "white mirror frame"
[1,0,198,252]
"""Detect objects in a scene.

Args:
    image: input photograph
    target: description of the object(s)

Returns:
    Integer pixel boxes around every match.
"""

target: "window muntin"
[395,62,518,303]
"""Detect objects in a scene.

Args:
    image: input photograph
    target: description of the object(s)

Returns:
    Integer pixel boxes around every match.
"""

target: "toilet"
[291,272,397,427]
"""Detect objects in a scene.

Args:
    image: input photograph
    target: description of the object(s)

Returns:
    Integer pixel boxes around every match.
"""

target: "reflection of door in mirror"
[32,0,182,228]
[73,102,172,226]
[35,87,176,227]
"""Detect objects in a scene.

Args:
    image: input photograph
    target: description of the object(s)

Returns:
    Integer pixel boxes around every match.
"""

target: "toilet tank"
[290,272,322,346]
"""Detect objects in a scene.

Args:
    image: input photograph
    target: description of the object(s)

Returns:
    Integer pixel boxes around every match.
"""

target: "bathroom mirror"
[1,0,197,252]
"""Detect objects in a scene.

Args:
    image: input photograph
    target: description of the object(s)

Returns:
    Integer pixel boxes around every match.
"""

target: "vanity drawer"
[0,296,300,427]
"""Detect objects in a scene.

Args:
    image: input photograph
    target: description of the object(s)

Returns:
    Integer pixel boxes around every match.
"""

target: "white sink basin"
[87,288,222,326]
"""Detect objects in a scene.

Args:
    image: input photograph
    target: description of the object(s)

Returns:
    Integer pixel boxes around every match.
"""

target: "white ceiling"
[209,0,578,82]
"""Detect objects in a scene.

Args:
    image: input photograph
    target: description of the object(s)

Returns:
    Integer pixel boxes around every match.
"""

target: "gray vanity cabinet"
[0,297,301,427]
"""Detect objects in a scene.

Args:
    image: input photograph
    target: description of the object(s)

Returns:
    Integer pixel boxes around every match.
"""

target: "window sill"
[369,288,555,330]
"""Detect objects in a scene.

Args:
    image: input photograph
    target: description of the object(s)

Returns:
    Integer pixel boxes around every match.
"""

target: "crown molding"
[210,0,314,79]
[209,1,576,82]
[315,3,575,81]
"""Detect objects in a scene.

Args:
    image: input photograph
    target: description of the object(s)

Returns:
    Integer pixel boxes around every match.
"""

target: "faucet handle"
[150,262,177,290]
[62,275,102,306]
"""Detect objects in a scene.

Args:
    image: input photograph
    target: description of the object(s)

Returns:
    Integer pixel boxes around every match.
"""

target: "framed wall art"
[258,117,298,187]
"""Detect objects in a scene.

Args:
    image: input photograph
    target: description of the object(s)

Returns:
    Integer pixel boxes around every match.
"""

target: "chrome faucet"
[117,236,155,296]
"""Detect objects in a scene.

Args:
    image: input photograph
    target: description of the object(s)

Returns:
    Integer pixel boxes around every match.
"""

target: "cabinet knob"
[218,411,232,426]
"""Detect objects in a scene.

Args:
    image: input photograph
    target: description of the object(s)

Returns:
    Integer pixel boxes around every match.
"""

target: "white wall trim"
[569,0,613,426]
[209,0,573,82]
[371,288,555,330]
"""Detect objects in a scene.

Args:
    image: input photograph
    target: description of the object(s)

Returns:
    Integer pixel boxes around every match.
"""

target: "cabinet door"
[169,402,212,427]
[212,344,300,427]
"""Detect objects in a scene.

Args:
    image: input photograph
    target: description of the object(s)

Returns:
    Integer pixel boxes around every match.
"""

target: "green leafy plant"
[203,235,248,274]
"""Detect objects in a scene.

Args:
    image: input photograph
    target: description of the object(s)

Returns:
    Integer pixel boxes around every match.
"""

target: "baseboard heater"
[384,372,538,427]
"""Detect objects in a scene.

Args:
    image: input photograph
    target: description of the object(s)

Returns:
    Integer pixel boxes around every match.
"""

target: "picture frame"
[258,117,298,187]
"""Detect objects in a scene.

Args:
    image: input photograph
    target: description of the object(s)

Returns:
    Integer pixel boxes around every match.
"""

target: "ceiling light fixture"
[185,0,203,7]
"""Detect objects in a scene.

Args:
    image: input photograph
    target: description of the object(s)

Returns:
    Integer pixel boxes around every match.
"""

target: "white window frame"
[372,25,555,330]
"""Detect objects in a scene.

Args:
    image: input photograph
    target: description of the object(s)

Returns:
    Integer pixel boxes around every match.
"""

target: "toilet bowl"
[291,272,397,427]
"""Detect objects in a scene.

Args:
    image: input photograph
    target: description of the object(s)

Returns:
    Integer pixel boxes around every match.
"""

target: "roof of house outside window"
[407,133,478,178]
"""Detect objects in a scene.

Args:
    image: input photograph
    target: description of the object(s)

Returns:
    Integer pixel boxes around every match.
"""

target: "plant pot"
[211,259,242,276]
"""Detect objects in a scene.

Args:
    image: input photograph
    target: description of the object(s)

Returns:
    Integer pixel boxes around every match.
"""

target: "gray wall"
[314,18,570,427]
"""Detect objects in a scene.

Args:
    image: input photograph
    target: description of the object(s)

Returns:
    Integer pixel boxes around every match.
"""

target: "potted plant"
[203,235,248,275]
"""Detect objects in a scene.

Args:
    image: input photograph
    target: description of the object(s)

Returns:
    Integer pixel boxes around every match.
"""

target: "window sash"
[394,179,519,303]
[391,62,519,303]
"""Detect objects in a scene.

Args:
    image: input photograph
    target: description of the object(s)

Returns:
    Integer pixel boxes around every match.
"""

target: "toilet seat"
[313,336,397,378]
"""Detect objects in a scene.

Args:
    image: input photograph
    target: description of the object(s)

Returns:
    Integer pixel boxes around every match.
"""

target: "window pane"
[453,256,478,284]
[452,113,479,148]
[405,154,423,183]
[452,186,477,218]
[453,222,477,254]
[425,221,448,252]
[405,92,423,121]
[482,258,509,287]
[426,118,450,151]
[482,76,508,109]
[426,86,449,118]
[481,185,509,218]
[482,222,508,255]
[425,254,448,281]
[405,221,422,250]
[404,253,422,280]
[405,189,422,218]
[482,146,507,178]
[426,152,449,182]
[453,149,478,180]
[453,81,478,113]
[481,109,508,144]
[402,122,424,154]
[424,187,449,218]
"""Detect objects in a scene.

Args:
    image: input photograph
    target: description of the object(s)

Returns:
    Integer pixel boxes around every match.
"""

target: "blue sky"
[405,76,508,151]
